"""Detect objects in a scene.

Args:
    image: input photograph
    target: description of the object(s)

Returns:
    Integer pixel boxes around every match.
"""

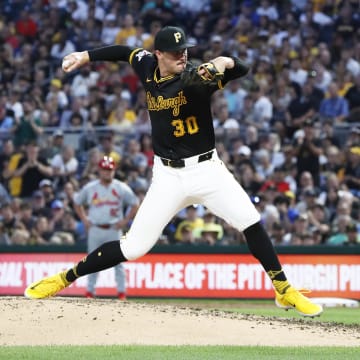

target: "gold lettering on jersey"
[185,116,199,134]
[172,116,199,137]
[146,91,187,116]
[171,119,186,137]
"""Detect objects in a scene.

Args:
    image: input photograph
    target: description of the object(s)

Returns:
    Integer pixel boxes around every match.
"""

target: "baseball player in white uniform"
[25,26,322,317]
[73,156,139,299]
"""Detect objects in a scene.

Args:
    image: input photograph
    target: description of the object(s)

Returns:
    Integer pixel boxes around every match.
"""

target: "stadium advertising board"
[0,253,359,299]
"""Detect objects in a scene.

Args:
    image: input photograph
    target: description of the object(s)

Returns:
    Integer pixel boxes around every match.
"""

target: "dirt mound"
[1,297,359,346]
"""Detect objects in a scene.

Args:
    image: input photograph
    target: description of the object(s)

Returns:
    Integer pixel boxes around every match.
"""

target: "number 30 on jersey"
[171,116,199,137]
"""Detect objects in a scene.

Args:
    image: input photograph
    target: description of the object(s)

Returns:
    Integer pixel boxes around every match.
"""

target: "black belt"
[160,150,214,168]
[95,224,112,229]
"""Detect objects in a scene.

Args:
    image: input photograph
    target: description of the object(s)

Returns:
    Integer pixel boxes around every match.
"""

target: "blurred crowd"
[0,0,359,247]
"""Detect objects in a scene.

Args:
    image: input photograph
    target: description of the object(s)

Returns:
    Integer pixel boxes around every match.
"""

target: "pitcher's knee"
[120,234,148,261]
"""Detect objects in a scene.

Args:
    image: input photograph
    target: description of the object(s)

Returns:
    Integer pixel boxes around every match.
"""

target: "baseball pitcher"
[25,26,322,317]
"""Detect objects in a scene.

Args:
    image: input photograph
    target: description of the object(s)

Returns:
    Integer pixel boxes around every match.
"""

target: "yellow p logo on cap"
[174,32,182,43]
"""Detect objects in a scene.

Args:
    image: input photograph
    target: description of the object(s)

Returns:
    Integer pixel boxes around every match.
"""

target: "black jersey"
[89,45,248,160]
[130,49,224,159]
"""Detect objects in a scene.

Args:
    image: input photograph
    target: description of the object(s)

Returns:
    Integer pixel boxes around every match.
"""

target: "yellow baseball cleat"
[275,286,323,317]
[24,271,71,299]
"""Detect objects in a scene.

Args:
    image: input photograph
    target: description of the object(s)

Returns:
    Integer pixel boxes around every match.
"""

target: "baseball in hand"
[62,59,72,71]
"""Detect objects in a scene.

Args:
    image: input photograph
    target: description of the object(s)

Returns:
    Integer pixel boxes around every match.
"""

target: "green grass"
[0,346,359,360]
[130,298,360,325]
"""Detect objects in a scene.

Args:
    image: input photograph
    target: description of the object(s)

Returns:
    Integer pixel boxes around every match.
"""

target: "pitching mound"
[1,297,359,346]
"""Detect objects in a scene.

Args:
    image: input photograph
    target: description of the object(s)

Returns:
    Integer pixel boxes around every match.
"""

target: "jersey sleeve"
[73,185,89,205]
[129,48,157,86]
[88,45,134,62]
[221,57,250,85]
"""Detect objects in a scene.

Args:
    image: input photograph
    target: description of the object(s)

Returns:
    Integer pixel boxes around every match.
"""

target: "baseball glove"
[181,62,224,86]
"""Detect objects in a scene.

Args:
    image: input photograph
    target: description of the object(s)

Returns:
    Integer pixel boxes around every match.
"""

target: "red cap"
[98,156,115,170]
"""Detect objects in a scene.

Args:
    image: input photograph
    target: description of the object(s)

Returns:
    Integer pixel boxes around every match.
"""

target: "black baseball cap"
[154,26,195,52]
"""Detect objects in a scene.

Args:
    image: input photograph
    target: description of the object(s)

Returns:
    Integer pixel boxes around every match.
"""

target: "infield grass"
[0,346,359,360]
[132,298,360,325]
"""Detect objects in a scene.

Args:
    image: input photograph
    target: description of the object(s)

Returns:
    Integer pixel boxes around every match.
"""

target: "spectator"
[295,188,319,215]
[194,209,224,241]
[12,143,53,199]
[61,208,86,243]
[139,133,154,167]
[0,179,11,207]
[59,98,89,129]
[252,193,279,233]
[284,213,311,245]
[0,139,15,187]
[6,88,24,121]
[70,64,99,98]
[289,57,308,87]
[17,202,37,234]
[273,194,292,232]
[121,138,148,172]
[30,216,53,245]
[339,47,360,79]
[174,205,204,242]
[333,3,358,47]
[47,199,75,245]
[97,130,122,165]
[304,73,325,112]
[307,203,331,244]
[38,179,56,211]
[269,221,287,246]
[50,144,79,190]
[15,10,38,39]
[141,20,162,51]
[311,61,333,93]
[294,118,322,187]
[140,1,175,29]
[107,99,135,132]
[40,129,65,161]
[58,180,79,217]
[0,202,29,245]
[254,149,274,183]
[342,222,360,246]
[327,214,355,245]
[322,145,343,178]
[45,78,69,110]
[255,0,279,21]
[115,13,137,46]
[345,126,360,148]
[101,14,121,45]
[285,82,316,139]
[204,35,227,60]
[319,120,341,148]
[342,147,360,193]
[318,81,350,124]
[213,103,240,141]
[223,78,248,120]
[345,73,360,123]
[81,147,102,180]
[66,0,88,23]
[0,93,15,132]
[30,190,48,218]
[198,223,222,246]
[252,83,273,130]
[50,28,76,61]
[11,97,43,148]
